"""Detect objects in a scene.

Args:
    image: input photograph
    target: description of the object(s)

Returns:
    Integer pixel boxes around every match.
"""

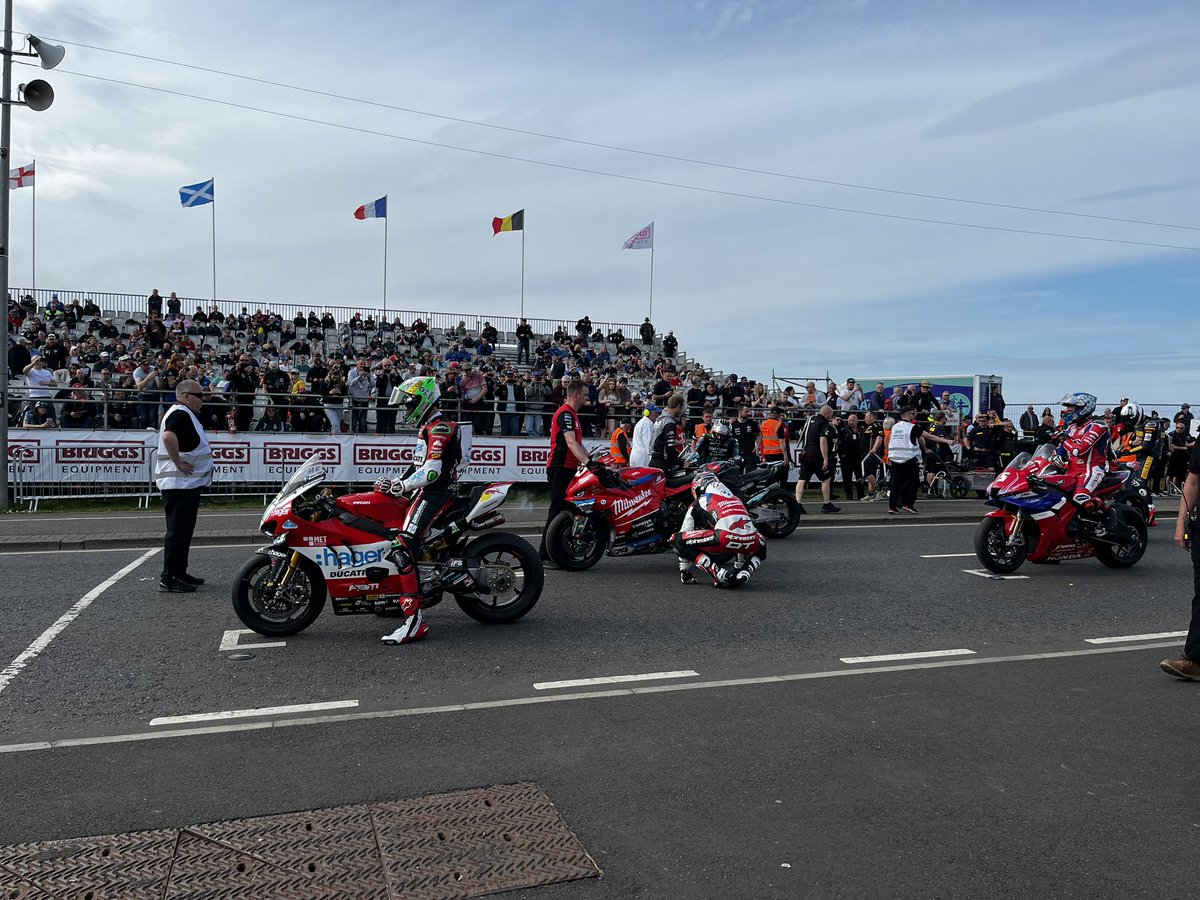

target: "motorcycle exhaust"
[470,514,505,530]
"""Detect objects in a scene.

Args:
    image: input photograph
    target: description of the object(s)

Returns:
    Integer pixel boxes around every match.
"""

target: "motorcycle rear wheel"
[974,516,1028,574]
[1096,507,1148,569]
[232,554,326,637]
[755,488,801,539]
[455,533,544,624]
[545,512,607,571]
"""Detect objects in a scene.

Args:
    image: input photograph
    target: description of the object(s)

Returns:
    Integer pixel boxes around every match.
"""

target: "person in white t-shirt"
[887,408,955,514]
[630,403,661,468]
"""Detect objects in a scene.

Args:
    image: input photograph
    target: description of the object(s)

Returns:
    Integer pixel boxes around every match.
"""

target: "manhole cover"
[0,783,599,898]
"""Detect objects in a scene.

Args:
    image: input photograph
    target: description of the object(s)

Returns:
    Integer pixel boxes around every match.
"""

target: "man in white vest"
[155,379,213,592]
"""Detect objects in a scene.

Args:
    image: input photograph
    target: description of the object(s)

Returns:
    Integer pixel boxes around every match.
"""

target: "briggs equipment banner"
[6,431,613,486]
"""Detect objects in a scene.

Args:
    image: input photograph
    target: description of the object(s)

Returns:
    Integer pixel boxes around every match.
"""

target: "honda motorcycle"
[543,454,695,571]
[233,457,543,636]
[974,444,1148,575]
[708,458,801,538]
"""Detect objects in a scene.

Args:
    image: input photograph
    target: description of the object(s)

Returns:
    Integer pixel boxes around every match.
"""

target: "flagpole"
[520,227,525,319]
[648,245,654,321]
[210,194,216,304]
[30,157,34,291]
[383,208,388,315]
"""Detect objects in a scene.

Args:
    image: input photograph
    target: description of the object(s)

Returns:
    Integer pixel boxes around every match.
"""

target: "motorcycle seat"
[665,470,694,490]
[1099,471,1130,490]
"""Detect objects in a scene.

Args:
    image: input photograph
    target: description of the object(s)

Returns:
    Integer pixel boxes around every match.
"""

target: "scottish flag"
[179,179,214,207]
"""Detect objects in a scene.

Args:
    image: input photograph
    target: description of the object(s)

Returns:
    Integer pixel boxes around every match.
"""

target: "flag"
[179,178,214,207]
[354,196,387,219]
[8,163,34,190]
[492,209,524,235]
[623,221,653,250]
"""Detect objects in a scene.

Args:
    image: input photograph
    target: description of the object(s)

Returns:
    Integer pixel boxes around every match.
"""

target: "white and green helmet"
[391,375,441,426]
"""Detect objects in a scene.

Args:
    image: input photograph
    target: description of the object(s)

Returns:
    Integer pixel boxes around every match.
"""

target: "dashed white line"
[149,700,358,726]
[839,649,976,665]
[1085,631,1187,645]
[218,629,286,652]
[921,553,976,558]
[533,670,700,690]
[0,549,160,697]
[963,568,1030,580]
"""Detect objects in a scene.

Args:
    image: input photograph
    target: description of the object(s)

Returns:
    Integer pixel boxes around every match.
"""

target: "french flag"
[353,196,387,219]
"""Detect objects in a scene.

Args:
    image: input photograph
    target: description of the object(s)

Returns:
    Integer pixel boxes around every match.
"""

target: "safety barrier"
[9,442,157,512]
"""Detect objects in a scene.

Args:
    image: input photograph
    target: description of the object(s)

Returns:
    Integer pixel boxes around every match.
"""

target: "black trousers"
[840,455,863,499]
[889,458,920,510]
[541,466,573,555]
[162,487,202,579]
[1186,536,1200,662]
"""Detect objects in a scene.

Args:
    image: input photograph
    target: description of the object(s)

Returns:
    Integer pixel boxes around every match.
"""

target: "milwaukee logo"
[211,443,251,465]
[264,444,341,464]
[517,447,549,466]
[611,488,654,517]
[55,443,146,464]
[471,446,505,465]
[354,445,414,465]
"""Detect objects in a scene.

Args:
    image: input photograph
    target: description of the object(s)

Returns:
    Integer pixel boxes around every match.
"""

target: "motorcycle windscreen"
[269,455,328,508]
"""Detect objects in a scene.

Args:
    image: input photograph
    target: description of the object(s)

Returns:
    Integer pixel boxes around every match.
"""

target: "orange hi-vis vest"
[761,418,784,456]
[883,427,892,464]
[694,423,709,441]
[609,427,629,465]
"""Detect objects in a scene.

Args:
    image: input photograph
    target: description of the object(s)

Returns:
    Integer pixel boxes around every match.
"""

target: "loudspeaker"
[20,80,54,112]
[27,36,65,70]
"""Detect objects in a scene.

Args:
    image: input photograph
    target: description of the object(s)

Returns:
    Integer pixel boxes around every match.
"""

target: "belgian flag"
[491,209,524,235]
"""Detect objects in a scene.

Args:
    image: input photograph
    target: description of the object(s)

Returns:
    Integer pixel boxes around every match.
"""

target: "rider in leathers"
[695,420,738,466]
[372,375,463,646]
[671,468,766,587]
[1051,391,1111,514]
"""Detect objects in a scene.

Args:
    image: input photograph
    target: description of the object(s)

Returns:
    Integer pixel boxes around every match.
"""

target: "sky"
[7,0,1199,411]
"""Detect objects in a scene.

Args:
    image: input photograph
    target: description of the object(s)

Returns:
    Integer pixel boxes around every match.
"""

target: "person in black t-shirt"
[1160,444,1200,680]
[156,380,212,592]
[541,379,590,565]
[797,405,840,513]
[729,406,760,470]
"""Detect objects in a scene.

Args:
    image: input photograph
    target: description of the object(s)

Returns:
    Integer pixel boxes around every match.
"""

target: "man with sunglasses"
[154,380,213,593]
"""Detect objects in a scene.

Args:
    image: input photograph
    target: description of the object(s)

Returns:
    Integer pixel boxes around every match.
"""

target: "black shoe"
[178,573,205,586]
[159,577,197,593]
[821,503,841,513]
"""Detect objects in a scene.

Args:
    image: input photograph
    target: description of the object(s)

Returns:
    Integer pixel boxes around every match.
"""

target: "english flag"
[9,163,34,189]
[622,222,653,250]
[354,196,387,219]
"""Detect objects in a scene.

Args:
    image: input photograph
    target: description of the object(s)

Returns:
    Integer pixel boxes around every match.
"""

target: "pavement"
[0,505,1195,897]
[0,493,1181,551]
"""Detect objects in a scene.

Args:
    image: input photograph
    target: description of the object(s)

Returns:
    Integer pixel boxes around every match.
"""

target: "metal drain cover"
[0,782,599,898]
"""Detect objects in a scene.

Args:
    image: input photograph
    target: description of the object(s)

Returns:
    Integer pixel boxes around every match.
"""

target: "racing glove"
[1049,455,1067,470]
[373,478,393,494]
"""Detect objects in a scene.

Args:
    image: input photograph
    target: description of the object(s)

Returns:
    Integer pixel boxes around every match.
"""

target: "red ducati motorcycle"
[974,444,1148,574]
[543,453,695,570]
[233,457,544,636]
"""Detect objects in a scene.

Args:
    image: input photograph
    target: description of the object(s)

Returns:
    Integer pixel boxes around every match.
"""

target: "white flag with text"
[622,221,653,250]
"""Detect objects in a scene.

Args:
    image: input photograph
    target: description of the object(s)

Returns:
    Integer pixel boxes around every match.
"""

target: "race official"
[797,405,840,513]
[541,379,589,565]
[758,406,790,486]
[1161,443,1200,680]
[154,379,213,593]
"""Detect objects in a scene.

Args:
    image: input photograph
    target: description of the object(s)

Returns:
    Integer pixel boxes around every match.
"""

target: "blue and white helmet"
[1059,392,1097,426]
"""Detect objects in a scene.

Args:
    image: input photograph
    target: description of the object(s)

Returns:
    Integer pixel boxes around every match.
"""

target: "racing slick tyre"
[1096,506,1149,569]
[755,488,802,539]
[232,554,327,637]
[455,533,544,624]
[544,512,608,571]
[974,516,1029,574]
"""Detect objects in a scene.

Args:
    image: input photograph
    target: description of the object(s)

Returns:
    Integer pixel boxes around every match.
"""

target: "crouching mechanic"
[671,468,766,587]
[1050,391,1111,515]
[372,375,463,646]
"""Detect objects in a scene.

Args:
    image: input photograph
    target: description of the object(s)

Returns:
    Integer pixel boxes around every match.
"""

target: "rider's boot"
[679,560,698,585]
[381,596,428,645]
[692,553,728,587]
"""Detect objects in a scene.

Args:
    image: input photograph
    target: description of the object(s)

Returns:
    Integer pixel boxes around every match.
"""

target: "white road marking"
[803,522,975,531]
[0,549,160,697]
[921,553,976,558]
[963,568,1030,580]
[840,649,975,664]
[219,629,286,652]
[149,700,358,726]
[0,534,547,556]
[1085,631,1187,645]
[533,670,699,690]
[0,640,1180,754]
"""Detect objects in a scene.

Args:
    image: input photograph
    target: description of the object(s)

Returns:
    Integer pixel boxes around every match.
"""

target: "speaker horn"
[27,35,65,70]
[20,80,54,112]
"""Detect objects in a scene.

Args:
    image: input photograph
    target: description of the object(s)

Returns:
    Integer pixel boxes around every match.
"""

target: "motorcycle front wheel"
[1096,507,1149,569]
[974,516,1028,574]
[455,533,545,624]
[232,554,327,637]
[755,488,801,539]
[544,512,607,571]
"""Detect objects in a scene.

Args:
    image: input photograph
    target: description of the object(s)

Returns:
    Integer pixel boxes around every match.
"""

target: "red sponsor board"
[7,440,39,462]
[263,443,341,465]
[353,444,415,465]
[210,441,251,465]
[54,441,147,464]
[517,446,549,466]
